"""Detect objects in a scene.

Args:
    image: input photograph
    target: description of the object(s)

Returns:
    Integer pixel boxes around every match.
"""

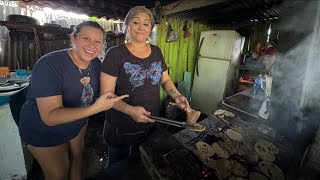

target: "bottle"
[258,98,270,119]
[253,74,262,94]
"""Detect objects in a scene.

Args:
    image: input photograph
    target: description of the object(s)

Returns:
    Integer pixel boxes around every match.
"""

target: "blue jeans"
[104,145,140,178]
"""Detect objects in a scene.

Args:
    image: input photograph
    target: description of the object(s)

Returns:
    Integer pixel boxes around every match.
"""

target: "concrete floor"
[25,112,180,180]
[82,112,110,179]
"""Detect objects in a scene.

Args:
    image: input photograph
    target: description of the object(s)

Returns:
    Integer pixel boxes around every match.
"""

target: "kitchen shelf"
[238,65,268,73]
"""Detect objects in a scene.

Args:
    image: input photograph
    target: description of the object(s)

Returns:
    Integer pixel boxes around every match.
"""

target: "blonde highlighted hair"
[123,6,155,35]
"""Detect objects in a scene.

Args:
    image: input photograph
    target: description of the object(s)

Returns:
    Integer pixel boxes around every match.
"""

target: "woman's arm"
[100,72,153,123]
[36,92,127,126]
[161,70,189,109]
[100,72,131,115]
[161,71,182,99]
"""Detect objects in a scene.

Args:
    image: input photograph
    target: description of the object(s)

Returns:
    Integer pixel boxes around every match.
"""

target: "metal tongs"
[149,115,186,128]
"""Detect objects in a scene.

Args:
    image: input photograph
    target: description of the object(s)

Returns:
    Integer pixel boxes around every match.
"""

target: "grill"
[140,113,295,180]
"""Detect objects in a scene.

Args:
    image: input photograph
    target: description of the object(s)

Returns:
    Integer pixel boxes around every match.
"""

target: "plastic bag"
[166,22,179,42]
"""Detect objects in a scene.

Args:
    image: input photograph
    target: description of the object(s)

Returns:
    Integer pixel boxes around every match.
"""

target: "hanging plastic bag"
[166,22,179,42]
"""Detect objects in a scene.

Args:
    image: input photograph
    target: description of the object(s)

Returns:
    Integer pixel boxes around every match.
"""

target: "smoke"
[269,0,320,138]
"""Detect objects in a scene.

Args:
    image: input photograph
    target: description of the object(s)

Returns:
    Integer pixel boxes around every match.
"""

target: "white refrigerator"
[191,30,245,115]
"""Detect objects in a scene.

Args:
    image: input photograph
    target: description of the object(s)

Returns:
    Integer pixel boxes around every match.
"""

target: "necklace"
[68,49,95,106]
[78,63,91,86]
[68,49,91,86]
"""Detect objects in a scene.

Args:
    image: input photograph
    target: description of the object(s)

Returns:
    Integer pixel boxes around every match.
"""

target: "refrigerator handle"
[195,37,205,76]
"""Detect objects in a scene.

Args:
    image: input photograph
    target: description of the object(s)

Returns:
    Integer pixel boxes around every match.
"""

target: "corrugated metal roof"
[19,0,283,25]
[18,0,178,19]
[1,0,284,70]
[170,0,282,25]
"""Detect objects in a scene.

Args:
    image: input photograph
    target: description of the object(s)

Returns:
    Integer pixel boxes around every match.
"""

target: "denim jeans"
[104,145,140,179]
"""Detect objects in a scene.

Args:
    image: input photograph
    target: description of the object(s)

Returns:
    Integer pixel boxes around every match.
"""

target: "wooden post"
[31,27,43,58]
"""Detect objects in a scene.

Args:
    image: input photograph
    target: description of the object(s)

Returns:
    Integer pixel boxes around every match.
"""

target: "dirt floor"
[26,112,184,180]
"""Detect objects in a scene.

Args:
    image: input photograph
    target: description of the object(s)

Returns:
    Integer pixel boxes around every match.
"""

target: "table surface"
[0,75,30,97]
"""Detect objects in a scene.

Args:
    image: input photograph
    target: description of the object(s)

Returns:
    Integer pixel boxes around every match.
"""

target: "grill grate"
[164,115,294,179]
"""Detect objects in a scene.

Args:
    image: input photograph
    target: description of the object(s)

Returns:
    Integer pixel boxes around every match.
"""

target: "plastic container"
[16,69,26,76]
[0,96,10,106]
[253,74,262,94]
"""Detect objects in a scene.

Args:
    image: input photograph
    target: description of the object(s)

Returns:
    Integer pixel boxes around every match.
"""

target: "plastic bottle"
[253,74,262,94]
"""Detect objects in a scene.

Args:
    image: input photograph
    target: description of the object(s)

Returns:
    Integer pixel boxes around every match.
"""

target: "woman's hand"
[128,106,155,123]
[174,95,190,111]
[93,92,129,112]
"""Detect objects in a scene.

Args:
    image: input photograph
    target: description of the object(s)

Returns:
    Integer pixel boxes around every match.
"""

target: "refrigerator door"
[199,30,240,60]
[191,57,230,115]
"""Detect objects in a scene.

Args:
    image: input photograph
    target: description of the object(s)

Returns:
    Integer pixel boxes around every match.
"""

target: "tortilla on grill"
[254,140,275,162]
[211,142,230,159]
[258,139,279,154]
[186,109,201,124]
[206,159,232,180]
[196,141,214,157]
[225,129,244,142]
[218,132,239,155]
[191,149,208,162]
[185,122,205,131]
[214,109,235,117]
[258,161,285,180]
[230,160,248,177]
[207,159,248,179]
[238,143,259,164]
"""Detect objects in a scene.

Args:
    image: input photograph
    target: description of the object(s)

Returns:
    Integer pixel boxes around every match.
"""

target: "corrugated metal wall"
[0,4,85,70]
[0,28,71,70]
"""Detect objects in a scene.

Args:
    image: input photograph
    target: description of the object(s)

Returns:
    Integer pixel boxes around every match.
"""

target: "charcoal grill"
[140,113,296,180]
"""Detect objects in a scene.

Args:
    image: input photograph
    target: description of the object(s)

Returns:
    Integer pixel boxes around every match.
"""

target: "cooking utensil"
[149,115,205,131]
[169,102,201,124]
[149,115,186,128]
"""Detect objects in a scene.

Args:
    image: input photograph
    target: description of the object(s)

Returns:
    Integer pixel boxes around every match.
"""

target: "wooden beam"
[161,0,225,16]
[31,27,43,58]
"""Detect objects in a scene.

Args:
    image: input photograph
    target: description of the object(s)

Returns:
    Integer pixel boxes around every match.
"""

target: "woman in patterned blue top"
[19,21,128,180]
[100,6,190,178]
